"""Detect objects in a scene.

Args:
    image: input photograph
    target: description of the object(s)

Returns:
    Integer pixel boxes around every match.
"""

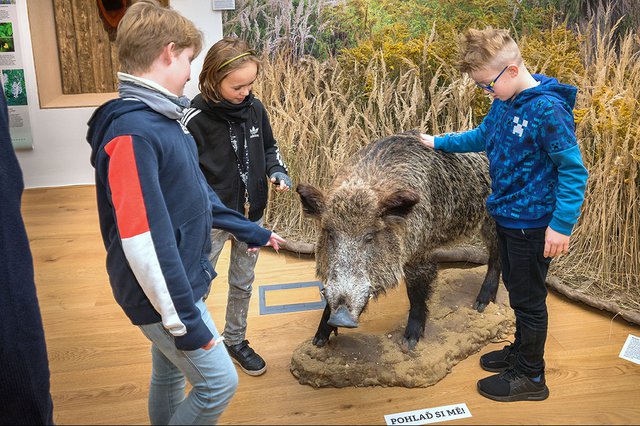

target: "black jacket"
[0,91,54,423]
[182,93,288,222]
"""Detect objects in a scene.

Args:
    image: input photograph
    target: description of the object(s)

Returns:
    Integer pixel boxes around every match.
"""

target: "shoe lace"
[503,342,516,354]
[499,368,522,382]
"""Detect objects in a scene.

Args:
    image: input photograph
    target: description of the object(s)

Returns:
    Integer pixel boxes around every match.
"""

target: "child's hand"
[544,227,570,258]
[265,231,285,253]
[247,232,285,253]
[270,172,291,192]
[419,133,435,148]
[201,335,224,350]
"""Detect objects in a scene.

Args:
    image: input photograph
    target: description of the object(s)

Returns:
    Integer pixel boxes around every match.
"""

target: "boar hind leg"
[474,215,501,312]
[312,304,338,347]
[402,258,437,351]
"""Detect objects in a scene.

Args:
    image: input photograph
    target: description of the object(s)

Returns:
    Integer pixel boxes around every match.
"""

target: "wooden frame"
[26,0,168,109]
[27,0,117,108]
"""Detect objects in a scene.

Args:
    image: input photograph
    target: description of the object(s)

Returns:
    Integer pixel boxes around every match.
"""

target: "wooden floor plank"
[21,185,640,425]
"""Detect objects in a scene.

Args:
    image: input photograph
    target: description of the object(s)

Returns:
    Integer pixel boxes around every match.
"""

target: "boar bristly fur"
[297,132,501,351]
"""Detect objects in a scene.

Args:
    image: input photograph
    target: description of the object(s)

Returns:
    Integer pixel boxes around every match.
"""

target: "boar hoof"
[401,337,418,352]
[312,327,338,347]
[473,299,488,313]
[312,334,328,347]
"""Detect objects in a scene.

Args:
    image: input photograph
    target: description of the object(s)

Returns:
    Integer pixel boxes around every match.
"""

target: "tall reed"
[223,0,334,60]
[550,21,640,310]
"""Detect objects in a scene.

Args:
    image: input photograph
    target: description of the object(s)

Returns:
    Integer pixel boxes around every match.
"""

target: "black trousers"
[496,224,552,377]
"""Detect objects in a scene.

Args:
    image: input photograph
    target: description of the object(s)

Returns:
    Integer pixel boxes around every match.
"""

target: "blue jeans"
[138,299,238,425]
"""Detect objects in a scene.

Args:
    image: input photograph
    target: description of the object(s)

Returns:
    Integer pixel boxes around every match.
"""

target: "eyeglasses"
[475,65,508,93]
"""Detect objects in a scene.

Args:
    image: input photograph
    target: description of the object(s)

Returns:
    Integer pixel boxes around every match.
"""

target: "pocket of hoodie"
[176,210,210,272]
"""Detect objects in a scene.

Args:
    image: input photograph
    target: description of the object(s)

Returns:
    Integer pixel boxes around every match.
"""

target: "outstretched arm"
[248,232,285,253]
[208,187,287,252]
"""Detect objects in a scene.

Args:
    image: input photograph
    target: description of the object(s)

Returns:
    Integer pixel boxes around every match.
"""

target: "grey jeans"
[208,218,262,346]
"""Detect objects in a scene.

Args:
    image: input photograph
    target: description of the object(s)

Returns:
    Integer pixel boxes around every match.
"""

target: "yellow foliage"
[519,26,584,85]
[573,107,588,124]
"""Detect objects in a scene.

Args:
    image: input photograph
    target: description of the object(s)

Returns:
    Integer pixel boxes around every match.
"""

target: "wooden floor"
[22,185,640,425]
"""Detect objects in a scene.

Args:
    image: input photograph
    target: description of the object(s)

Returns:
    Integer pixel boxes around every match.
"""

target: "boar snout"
[327,305,358,328]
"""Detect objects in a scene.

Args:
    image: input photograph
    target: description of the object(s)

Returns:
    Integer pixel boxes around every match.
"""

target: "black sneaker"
[477,368,549,402]
[224,340,267,376]
[480,343,517,372]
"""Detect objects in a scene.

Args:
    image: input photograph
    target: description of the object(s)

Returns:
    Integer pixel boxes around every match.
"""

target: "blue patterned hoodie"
[434,74,588,235]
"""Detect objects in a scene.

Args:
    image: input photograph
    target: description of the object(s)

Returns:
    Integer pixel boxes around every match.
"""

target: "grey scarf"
[117,75,190,120]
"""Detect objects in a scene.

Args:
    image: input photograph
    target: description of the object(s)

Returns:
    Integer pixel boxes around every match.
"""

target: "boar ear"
[378,190,420,221]
[296,183,326,218]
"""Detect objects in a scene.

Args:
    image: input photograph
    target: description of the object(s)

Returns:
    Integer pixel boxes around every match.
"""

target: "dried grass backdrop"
[552,21,640,316]
[225,1,640,320]
[254,52,476,243]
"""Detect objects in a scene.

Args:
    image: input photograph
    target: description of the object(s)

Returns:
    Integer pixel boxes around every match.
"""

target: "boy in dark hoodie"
[420,27,588,402]
[86,1,283,424]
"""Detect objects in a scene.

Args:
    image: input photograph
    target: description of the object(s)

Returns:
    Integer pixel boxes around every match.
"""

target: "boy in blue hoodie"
[421,27,588,402]
[86,1,283,423]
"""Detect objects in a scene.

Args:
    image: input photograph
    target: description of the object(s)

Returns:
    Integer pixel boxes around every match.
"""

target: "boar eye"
[363,232,375,243]
[325,229,336,243]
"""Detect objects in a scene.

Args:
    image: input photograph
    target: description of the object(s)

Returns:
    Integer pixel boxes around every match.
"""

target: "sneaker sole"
[230,357,267,376]
[477,383,550,402]
[480,362,514,373]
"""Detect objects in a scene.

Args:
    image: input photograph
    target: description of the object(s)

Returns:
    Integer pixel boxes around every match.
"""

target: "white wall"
[14,0,223,188]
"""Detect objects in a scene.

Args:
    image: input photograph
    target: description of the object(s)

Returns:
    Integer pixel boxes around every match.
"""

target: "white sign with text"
[384,403,472,425]
[619,334,640,365]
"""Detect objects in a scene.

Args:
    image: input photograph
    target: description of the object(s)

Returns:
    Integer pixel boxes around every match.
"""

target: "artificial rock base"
[290,267,515,388]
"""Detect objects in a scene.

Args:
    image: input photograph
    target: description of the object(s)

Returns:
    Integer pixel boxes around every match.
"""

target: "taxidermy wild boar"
[296,132,501,351]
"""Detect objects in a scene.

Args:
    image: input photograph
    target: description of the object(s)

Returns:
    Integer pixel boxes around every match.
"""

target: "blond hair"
[198,37,260,103]
[116,0,203,74]
[457,27,522,74]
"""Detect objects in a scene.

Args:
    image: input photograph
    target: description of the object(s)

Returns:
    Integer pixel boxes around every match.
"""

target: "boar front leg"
[312,304,338,347]
[474,215,501,312]
[402,257,437,351]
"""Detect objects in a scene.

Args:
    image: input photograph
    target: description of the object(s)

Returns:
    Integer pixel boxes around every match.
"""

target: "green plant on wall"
[0,22,15,52]
[2,69,27,106]
[0,21,13,38]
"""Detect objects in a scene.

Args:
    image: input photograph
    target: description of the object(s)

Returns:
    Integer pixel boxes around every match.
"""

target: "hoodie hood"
[86,98,148,167]
[513,74,577,111]
[87,74,191,167]
[118,73,190,120]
